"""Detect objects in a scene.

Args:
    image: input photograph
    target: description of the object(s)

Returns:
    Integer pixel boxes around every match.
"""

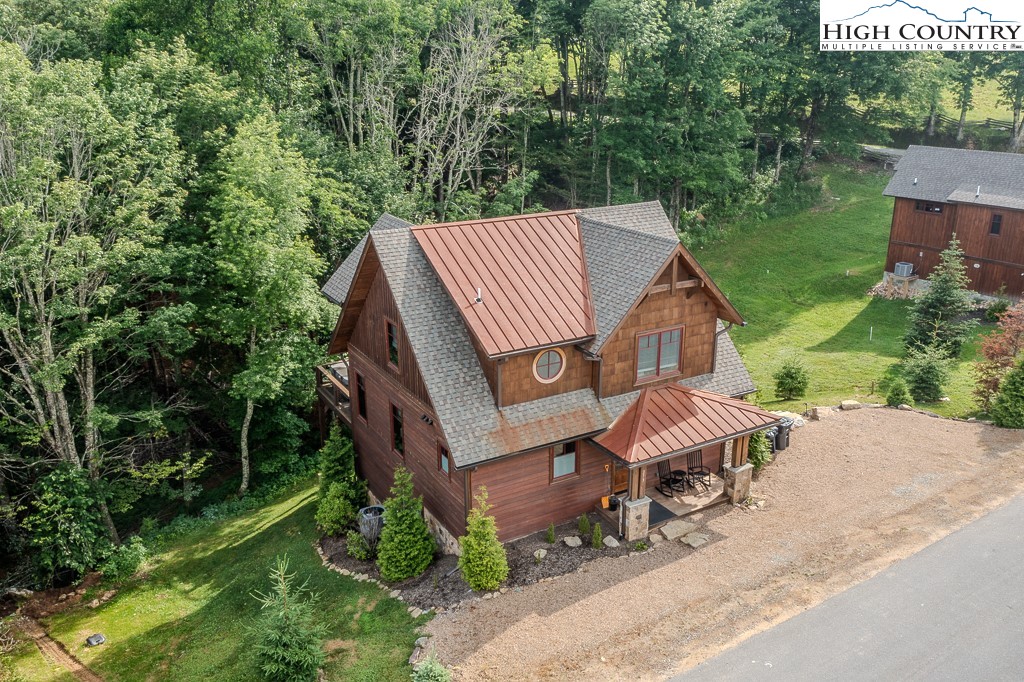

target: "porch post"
[724,434,754,504]
[624,466,651,542]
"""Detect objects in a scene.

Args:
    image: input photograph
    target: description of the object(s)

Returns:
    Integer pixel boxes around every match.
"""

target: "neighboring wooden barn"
[883,145,1024,297]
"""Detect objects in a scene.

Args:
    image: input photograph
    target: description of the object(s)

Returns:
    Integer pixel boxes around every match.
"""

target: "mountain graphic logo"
[830,1,1018,24]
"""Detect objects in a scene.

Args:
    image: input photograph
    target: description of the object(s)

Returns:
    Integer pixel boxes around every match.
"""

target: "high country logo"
[820,0,1024,51]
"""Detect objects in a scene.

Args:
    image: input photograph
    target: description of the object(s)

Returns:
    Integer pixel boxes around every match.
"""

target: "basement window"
[991,214,1003,236]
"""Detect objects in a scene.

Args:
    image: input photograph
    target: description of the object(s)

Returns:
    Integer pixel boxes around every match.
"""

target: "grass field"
[11,482,420,682]
[941,78,1012,122]
[697,164,987,417]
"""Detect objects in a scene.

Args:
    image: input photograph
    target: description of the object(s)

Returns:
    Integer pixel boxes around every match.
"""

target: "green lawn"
[941,78,1012,122]
[12,482,420,682]
[698,164,986,417]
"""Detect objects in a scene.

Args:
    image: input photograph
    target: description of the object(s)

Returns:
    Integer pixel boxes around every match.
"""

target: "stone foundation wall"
[367,489,461,555]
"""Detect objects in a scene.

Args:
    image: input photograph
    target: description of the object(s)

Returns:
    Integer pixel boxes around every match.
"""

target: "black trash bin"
[774,418,793,452]
[764,427,779,453]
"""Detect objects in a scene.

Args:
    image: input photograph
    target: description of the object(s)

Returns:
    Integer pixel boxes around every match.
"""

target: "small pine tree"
[904,236,978,357]
[747,431,772,471]
[903,346,951,403]
[886,378,913,407]
[578,515,591,536]
[376,468,435,582]
[318,426,366,509]
[992,360,1024,428]
[250,556,327,682]
[773,359,810,400]
[458,488,509,592]
[591,522,602,549]
[315,482,357,536]
[545,522,556,544]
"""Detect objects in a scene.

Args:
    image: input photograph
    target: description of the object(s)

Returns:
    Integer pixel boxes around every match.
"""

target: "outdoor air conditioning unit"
[894,262,914,278]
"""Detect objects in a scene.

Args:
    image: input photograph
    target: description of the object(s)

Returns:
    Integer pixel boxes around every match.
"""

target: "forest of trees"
[2,0,1024,585]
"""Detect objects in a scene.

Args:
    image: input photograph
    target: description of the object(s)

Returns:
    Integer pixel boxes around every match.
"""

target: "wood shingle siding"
[600,285,717,398]
[498,346,594,406]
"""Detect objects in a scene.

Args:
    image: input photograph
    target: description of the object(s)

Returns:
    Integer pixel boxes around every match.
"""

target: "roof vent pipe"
[474,288,483,304]
[913,178,918,185]
[977,186,982,198]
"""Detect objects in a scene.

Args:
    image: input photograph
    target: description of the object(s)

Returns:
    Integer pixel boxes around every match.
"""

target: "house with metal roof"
[315,203,778,547]
[883,145,1024,296]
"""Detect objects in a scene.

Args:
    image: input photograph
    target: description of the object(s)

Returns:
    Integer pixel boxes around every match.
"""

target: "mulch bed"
[319,512,635,611]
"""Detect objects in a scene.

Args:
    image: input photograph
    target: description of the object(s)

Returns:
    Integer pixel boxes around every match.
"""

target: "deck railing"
[316,359,352,424]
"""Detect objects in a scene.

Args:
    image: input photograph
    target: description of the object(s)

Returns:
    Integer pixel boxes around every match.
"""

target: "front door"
[612,462,629,495]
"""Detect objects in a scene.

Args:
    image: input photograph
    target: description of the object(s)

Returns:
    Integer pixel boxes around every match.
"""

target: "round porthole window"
[533,348,565,384]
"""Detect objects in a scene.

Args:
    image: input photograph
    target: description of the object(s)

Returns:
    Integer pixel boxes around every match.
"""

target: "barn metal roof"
[411,212,596,357]
[593,384,780,466]
[884,146,1024,207]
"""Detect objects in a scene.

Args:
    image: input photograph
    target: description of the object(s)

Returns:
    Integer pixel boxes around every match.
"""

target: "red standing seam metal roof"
[411,211,597,357]
[594,384,781,465]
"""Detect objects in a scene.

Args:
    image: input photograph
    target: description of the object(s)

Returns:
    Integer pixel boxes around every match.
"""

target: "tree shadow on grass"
[55,484,418,682]
[807,297,910,360]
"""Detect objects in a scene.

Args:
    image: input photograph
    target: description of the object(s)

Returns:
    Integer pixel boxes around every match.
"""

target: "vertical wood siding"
[472,440,612,541]
[348,356,466,536]
[886,198,1024,295]
[350,268,432,406]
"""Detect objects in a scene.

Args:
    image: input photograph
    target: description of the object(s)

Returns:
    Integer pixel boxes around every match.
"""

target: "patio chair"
[687,451,712,492]
[656,460,688,498]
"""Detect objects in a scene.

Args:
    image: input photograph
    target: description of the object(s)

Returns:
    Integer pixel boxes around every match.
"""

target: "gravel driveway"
[426,408,1024,681]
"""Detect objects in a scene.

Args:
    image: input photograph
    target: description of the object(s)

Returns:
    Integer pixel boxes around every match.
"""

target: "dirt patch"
[426,409,1024,681]
[15,616,104,682]
[18,573,102,620]
[320,514,632,611]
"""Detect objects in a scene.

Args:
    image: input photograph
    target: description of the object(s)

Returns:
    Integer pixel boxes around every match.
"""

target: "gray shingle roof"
[579,201,678,241]
[324,203,757,469]
[680,323,756,397]
[321,214,411,305]
[884,146,1024,206]
[580,216,679,350]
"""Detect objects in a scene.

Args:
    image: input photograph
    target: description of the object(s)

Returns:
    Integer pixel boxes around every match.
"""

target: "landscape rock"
[390,590,401,598]
[410,607,423,618]
[602,536,620,549]
[414,636,429,649]
[661,520,698,541]
[773,411,806,427]
[88,599,100,608]
[648,533,664,544]
[534,549,547,561]
[563,536,582,548]
[681,532,710,548]
[841,400,863,411]
[810,407,834,421]
[899,404,914,411]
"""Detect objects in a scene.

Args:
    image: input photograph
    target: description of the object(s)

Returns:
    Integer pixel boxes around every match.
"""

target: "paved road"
[678,496,1024,682]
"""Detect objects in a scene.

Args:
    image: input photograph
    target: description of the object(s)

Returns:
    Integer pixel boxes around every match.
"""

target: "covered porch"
[590,384,781,541]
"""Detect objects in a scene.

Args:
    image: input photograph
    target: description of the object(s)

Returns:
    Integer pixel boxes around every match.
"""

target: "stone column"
[723,464,753,505]
[623,496,651,542]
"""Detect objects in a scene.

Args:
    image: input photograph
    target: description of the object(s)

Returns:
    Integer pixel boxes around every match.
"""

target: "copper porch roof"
[594,384,780,465]
[411,211,596,357]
